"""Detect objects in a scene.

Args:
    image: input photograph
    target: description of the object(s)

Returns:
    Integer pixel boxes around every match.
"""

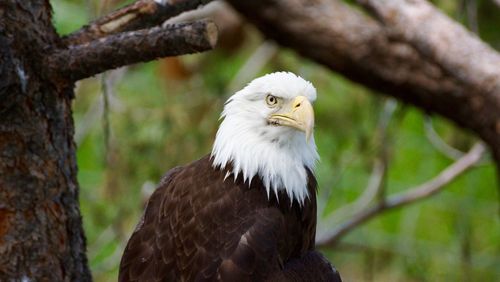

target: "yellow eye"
[266,94,278,106]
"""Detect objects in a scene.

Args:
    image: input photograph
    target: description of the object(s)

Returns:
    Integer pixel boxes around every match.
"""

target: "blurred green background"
[52,0,500,281]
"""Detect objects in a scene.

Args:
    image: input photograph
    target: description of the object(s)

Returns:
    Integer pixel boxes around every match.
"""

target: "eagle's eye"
[266,94,278,107]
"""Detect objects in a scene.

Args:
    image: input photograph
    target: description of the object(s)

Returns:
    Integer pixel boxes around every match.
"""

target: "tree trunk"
[0,0,215,279]
[0,1,91,280]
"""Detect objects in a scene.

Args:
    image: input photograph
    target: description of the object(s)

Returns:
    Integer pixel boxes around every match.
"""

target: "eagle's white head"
[211,72,319,205]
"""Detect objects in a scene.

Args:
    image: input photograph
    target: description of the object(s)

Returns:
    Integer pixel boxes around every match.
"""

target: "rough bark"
[0,0,216,280]
[227,0,500,164]
[0,1,90,280]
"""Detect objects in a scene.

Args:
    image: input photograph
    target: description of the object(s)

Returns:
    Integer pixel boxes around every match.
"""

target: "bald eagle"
[119,72,341,281]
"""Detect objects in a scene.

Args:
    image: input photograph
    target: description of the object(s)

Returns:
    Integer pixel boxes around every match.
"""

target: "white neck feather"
[211,110,319,206]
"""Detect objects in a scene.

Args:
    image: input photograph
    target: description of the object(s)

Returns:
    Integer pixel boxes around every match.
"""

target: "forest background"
[51,0,499,281]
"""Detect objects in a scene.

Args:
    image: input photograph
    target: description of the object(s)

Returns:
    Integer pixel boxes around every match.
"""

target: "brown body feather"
[119,155,340,281]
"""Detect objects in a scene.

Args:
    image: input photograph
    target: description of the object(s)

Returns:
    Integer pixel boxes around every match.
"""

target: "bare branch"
[63,0,214,45]
[464,0,478,33]
[47,21,217,82]
[318,100,396,226]
[374,99,398,200]
[75,68,126,145]
[316,142,486,247]
[424,116,465,160]
[317,158,385,233]
[387,143,485,207]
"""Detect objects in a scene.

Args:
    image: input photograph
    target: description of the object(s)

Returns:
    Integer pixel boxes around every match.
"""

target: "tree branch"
[388,143,485,206]
[47,21,217,82]
[318,100,396,227]
[316,142,486,247]
[358,0,500,109]
[226,0,500,164]
[424,116,465,160]
[63,0,214,45]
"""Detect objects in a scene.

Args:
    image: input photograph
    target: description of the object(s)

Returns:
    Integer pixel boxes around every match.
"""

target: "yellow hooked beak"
[268,96,315,142]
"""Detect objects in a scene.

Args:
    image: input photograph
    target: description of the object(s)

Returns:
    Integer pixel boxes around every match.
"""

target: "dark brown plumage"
[119,155,341,281]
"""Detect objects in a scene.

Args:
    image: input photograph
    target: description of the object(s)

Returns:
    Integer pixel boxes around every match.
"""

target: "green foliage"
[52,0,500,281]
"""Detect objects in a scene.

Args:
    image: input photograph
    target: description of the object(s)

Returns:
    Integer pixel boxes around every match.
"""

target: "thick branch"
[359,0,500,120]
[63,0,214,45]
[227,0,500,163]
[47,21,217,82]
[316,143,486,247]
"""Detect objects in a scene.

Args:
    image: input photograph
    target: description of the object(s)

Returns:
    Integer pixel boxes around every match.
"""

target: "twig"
[318,100,396,227]
[101,73,111,159]
[387,144,484,206]
[75,92,102,146]
[424,116,491,166]
[424,116,465,160]
[47,21,217,82]
[465,0,478,33]
[375,99,397,200]
[316,158,385,237]
[74,69,126,145]
[63,0,214,45]
[316,142,486,247]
